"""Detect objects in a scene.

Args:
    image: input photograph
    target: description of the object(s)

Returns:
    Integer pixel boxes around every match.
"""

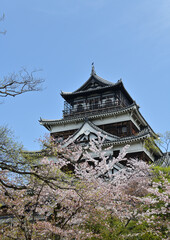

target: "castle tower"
[40,66,162,167]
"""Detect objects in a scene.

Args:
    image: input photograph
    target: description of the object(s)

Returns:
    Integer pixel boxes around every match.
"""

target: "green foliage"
[152,166,170,182]
[144,136,160,155]
[84,214,161,240]
[85,213,124,240]
[125,232,160,240]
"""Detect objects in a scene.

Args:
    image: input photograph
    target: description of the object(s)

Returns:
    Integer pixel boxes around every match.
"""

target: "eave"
[103,128,150,146]
[61,80,134,104]
[103,129,162,159]
[61,72,115,97]
[39,103,137,129]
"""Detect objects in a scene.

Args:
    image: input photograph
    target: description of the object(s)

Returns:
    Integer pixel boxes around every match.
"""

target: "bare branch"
[0,13,5,21]
[0,68,44,98]
[156,131,170,167]
[0,13,6,35]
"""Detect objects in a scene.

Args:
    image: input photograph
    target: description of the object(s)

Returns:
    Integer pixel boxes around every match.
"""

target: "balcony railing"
[63,100,124,118]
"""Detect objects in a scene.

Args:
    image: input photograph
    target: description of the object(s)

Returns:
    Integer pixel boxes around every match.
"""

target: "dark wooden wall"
[51,129,78,140]
[126,151,151,163]
[98,120,139,137]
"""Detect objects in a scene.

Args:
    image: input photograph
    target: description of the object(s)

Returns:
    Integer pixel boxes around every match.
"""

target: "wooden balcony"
[63,100,124,119]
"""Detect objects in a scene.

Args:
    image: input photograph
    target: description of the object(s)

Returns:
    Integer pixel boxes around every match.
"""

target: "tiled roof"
[61,70,121,96]
[64,119,151,148]
[61,81,121,96]
[104,127,151,146]
[65,119,120,143]
[73,73,115,93]
[61,76,122,96]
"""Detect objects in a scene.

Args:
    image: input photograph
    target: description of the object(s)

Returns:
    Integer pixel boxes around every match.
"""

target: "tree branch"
[0,68,44,98]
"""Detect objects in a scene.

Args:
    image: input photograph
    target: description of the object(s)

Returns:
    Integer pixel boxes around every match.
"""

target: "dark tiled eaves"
[103,128,151,146]
[61,80,120,96]
[71,72,115,94]
[39,103,136,126]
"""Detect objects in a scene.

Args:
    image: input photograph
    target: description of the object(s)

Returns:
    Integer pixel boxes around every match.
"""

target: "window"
[105,98,112,107]
[77,104,84,112]
[113,150,120,158]
[87,97,100,110]
[117,127,122,134]
[122,126,127,133]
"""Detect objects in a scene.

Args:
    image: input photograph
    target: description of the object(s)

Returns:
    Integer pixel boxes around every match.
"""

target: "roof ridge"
[61,70,118,95]
[94,73,115,86]
[64,119,120,145]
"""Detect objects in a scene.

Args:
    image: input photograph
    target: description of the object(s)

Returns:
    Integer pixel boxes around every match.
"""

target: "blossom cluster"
[0,133,169,239]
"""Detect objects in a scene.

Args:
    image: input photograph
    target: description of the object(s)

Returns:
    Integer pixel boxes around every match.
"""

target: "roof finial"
[91,62,96,76]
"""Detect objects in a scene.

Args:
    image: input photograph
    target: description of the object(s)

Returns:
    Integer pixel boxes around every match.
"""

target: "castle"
[39,65,162,171]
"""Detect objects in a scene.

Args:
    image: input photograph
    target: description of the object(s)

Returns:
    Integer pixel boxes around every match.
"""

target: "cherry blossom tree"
[0,134,169,240]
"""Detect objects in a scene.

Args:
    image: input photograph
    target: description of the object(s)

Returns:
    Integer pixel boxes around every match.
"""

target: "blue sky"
[0,0,170,150]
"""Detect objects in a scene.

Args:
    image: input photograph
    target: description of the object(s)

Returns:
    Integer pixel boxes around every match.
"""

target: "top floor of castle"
[61,65,134,119]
